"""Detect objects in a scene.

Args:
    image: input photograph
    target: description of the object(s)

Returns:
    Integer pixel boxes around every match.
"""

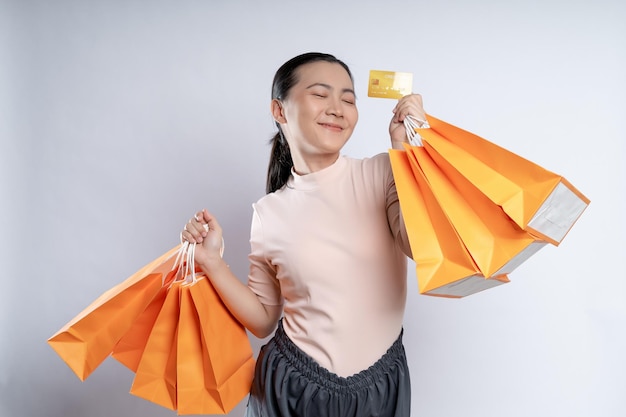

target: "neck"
[292,153,340,175]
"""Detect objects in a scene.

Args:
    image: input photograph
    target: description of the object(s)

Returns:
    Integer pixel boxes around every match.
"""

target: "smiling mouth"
[320,123,343,132]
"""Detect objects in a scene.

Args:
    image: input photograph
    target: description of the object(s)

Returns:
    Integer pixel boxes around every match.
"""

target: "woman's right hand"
[180,208,225,270]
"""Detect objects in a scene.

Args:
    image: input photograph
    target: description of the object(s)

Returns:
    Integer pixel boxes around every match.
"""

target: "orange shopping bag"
[389,148,510,297]
[406,143,547,278]
[416,115,590,245]
[129,280,184,411]
[188,275,256,412]
[176,246,255,415]
[48,245,182,381]
[111,267,179,372]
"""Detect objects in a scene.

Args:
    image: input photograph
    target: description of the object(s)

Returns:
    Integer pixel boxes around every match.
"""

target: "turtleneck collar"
[287,155,347,191]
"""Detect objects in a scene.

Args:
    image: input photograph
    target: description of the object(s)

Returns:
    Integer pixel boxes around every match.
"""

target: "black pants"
[245,321,411,417]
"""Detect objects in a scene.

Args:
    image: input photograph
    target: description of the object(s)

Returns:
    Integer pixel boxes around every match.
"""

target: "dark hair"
[266,52,354,194]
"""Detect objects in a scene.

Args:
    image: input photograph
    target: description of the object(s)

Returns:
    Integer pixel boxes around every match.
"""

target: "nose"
[326,96,343,117]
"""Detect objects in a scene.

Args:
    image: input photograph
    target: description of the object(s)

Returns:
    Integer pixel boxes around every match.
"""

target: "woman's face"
[274,61,358,173]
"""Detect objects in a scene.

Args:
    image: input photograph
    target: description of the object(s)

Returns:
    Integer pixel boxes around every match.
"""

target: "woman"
[181,52,426,417]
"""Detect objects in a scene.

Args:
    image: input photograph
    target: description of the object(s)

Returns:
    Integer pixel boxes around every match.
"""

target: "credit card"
[368,70,413,99]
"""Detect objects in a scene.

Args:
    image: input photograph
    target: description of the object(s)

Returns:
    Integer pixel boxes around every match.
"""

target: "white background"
[1,1,624,416]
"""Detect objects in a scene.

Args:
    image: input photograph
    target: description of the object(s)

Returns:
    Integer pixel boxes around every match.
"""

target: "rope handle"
[404,115,430,146]
[179,224,224,285]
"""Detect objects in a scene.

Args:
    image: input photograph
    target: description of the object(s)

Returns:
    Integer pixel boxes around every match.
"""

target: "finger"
[392,95,417,120]
[183,219,206,242]
[403,94,424,110]
[196,220,211,238]
[194,210,210,230]
[395,107,413,123]
[397,101,426,122]
[181,225,198,243]
[402,105,426,119]
[180,228,200,244]
[409,93,423,106]
[203,210,224,236]
[392,99,400,114]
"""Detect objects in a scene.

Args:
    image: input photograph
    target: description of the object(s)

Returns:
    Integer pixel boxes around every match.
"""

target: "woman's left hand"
[388,93,426,149]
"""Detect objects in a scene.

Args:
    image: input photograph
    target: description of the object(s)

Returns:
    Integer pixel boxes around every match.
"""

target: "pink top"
[247,153,412,377]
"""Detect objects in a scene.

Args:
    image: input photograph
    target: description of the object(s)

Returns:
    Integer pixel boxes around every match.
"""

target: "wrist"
[391,139,408,150]
[197,255,228,275]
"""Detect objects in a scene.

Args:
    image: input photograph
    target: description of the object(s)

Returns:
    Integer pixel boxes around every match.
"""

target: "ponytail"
[266,126,293,194]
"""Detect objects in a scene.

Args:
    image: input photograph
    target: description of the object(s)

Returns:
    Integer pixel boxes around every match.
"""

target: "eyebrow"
[306,82,356,96]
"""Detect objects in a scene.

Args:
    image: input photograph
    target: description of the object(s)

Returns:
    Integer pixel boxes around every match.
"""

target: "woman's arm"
[181,209,282,338]
[386,93,426,257]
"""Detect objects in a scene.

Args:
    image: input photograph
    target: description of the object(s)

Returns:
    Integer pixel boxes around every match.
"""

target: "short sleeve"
[247,204,284,306]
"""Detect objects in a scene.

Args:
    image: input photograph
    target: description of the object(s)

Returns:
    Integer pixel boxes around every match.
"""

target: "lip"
[319,122,344,132]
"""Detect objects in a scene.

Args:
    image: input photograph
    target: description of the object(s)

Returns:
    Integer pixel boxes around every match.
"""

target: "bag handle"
[167,241,191,284]
[182,224,225,285]
[404,115,429,146]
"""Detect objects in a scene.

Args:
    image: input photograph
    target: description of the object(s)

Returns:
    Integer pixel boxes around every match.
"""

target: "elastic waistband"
[272,320,406,394]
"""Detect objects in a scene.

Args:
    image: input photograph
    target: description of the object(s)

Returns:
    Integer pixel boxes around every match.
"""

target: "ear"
[271,99,287,124]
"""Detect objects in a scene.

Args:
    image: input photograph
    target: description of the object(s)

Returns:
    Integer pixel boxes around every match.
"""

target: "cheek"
[296,102,320,124]
[348,108,359,127]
